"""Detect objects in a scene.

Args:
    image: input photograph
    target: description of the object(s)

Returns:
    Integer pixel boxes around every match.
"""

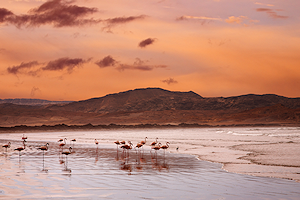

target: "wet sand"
[0,127,300,199]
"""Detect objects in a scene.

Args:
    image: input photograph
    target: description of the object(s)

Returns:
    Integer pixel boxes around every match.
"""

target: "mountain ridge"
[1,88,300,127]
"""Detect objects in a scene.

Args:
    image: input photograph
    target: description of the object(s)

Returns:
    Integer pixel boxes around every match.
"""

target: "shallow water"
[1,127,300,199]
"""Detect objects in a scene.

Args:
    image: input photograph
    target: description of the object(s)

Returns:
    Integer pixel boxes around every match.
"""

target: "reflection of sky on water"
[0,130,299,199]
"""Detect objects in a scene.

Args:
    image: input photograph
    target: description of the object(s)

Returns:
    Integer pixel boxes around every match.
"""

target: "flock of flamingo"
[1,135,170,163]
[113,137,170,158]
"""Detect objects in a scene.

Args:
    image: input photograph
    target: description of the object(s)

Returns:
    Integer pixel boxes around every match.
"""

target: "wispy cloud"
[31,86,41,97]
[255,2,275,7]
[7,61,40,75]
[161,78,178,85]
[42,57,87,73]
[7,57,88,76]
[176,15,223,25]
[96,56,168,72]
[256,8,288,19]
[177,15,258,26]
[117,58,167,72]
[225,16,259,25]
[138,38,156,48]
[102,15,147,32]
[177,15,222,21]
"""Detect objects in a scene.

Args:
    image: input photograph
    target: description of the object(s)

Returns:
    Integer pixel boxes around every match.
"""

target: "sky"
[0,0,299,101]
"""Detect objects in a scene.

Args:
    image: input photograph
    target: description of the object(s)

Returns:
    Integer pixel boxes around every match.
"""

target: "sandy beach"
[0,127,300,199]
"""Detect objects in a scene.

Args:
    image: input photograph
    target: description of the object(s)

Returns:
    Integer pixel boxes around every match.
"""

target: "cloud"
[96,56,167,72]
[95,55,117,68]
[7,61,40,75]
[161,78,178,85]
[225,16,248,24]
[255,2,274,7]
[0,1,148,31]
[1,0,99,28]
[42,57,86,73]
[138,38,156,48]
[176,15,223,25]
[256,8,288,19]
[116,58,167,71]
[31,86,41,97]
[177,15,222,21]
[102,15,147,32]
[225,16,259,25]
[0,8,14,23]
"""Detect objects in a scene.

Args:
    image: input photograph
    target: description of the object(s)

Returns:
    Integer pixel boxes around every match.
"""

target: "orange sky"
[0,0,299,101]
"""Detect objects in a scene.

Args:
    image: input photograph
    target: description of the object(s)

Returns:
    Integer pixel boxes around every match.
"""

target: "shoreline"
[1,126,299,183]
[1,122,299,133]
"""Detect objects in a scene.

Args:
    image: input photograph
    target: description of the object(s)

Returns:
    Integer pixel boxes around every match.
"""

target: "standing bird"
[38,143,49,168]
[120,141,133,158]
[160,142,170,150]
[160,142,170,158]
[140,137,147,145]
[135,143,144,158]
[114,140,120,146]
[14,140,26,159]
[95,139,99,154]
[22,134,27,141]
[151,138,158,146]
[151,142,161,159]
[2,142,11,152]
[114,141,120,156]
[59,138,67,151]
[62,147,72,168]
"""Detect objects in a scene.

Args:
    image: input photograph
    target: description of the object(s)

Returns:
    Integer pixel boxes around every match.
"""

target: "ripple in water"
[0,140,300,200]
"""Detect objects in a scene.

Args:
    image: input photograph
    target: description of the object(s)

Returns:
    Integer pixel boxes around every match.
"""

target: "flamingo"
[14,140,26,159]
[140,137,147,145]
[151,142,161,159]
[160,142,170,157]
[22,134,27,141]
[62,147,72,168]
[59,138,67,151]
[120,141,133,158]
[114,141,120,156]
[38,143,49,167]
[150,137,158,146]
[160,142,170,150]
[58,138,63,142]
[152,143,161,151]
[135,143,144,159]
[120,140,125,144]
[2,142,11,152]
[136,143,143,149]
[38,143,49,151]
[95,139,99,145]
[62,147,72,156]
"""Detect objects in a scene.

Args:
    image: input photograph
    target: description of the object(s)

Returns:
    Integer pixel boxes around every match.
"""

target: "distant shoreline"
[1,123,299,133]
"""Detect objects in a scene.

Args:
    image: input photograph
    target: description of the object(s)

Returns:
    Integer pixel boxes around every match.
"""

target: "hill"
[0,88,300,128]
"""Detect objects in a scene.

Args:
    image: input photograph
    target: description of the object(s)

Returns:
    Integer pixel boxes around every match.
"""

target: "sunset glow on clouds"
[0,0,299,100]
